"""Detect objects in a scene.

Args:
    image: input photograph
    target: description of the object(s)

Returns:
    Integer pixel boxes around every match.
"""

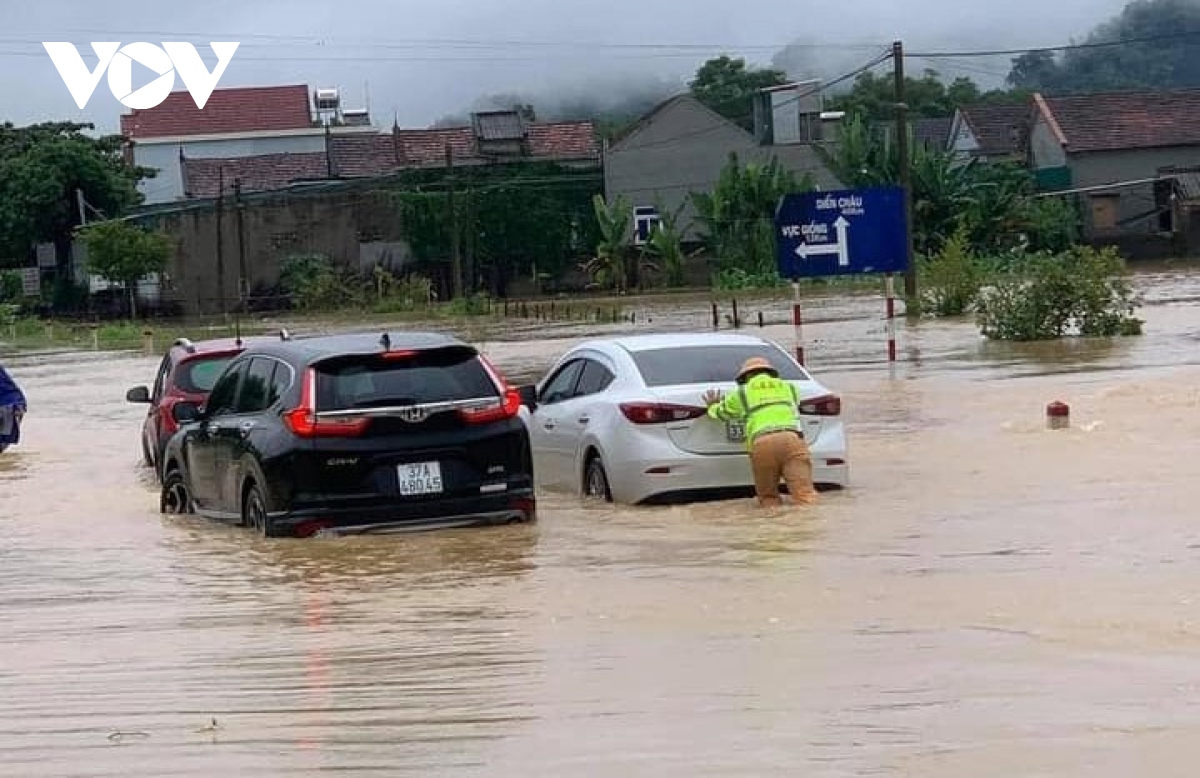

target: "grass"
[0,278,904,353]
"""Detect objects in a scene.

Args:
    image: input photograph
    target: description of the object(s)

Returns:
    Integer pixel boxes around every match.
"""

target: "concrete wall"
[1029,115,1067,169]
[604,96,842,240]
[1070,146,1200,239]
[134,134,329,204]
[151,190,408,315]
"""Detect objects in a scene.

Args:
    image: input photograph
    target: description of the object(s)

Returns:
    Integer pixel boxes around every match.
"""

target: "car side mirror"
[172,401,202,425]
[517,384,538,411]
[126,386,151,404]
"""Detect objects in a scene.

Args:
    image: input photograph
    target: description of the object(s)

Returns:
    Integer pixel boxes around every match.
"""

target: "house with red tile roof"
[178,109,600,198]
[123,84,378,205]
[947,103,1029,162]
[1029,88,1200,244]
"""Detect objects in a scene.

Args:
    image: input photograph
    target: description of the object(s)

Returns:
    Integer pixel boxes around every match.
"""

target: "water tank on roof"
[314,88,340,113]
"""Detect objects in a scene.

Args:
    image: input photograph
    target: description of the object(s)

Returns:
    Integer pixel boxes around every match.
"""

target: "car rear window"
[631,345,808,387]
[175,356,234,393]
[314,348,499,411]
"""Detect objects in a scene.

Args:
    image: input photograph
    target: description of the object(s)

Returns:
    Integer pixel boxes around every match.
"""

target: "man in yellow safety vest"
[702,356,818,509]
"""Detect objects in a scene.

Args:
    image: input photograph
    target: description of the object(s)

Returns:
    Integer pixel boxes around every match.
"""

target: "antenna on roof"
[379,332,391,350]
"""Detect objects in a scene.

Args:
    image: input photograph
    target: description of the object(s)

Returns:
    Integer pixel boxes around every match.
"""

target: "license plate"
[397,461,443,496]
[725,421,745,442]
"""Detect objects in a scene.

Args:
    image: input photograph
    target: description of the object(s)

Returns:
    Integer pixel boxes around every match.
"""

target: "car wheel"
[242,483,280,538]
[583,455,613,503]
[160,469,193,514]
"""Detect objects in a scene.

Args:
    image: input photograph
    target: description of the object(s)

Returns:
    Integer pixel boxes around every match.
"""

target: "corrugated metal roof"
[472,110,525,141]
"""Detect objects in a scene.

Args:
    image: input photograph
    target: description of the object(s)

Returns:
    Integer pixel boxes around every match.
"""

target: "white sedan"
[517,332,848,505]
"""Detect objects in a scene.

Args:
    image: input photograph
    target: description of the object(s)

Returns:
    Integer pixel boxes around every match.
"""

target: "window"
[205,360,247,416]
[235,358,279,414]
[314,348,497,412]
[631,345,808,387]
[539,359,584,405]
[270,361,294,404]
[175,355,235,394]
[575,359,615,397]
[151,355,171,402]
[633,206,661,246]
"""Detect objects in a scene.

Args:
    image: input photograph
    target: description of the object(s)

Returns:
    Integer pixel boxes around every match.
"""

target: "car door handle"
[238,421,255,436]
[577,415,589,424]
[542,420,556,430]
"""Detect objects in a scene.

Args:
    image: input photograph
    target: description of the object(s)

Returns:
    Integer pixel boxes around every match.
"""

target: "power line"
[0,30,889,52]
[616,50,892,152]
[911,29,1200,58]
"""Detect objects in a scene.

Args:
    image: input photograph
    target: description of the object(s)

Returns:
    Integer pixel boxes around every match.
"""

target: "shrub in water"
[918,227,983,317]
[975,246,1143,341]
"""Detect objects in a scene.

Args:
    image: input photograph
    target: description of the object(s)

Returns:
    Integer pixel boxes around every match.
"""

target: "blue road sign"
[775,185,909,279]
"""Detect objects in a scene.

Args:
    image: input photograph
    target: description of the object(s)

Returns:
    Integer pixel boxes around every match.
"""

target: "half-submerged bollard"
[1046,401,1069,430]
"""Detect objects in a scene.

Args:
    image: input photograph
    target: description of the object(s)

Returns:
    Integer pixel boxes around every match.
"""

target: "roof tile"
[959,103,1030,155]
[178,119,599,198]
[1040,89,1200,153]
[122,85,313,139]
[183,152,328,198]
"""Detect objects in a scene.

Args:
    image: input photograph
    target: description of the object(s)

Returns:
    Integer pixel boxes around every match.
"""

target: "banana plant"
[580,193,633,291]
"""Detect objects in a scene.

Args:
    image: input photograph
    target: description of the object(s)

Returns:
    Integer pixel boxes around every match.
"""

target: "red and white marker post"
[791,281,805,366]
[884,273,897,362]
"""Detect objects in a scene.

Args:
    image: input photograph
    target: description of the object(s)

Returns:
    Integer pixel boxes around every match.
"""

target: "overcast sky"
[1,0,1129,133]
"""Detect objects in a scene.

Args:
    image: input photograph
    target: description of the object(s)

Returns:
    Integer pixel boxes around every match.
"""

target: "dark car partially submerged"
[158,330,536,537]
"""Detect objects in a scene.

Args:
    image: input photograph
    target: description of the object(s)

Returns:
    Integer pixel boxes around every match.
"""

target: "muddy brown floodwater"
[6,265,1200,776]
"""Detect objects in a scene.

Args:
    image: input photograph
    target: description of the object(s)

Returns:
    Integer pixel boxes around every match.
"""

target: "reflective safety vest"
[706,373,800,449]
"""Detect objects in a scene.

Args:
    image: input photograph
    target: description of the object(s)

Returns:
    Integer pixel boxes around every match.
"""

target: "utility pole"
[76,188,88,227]
[215,168,226,317]
[233,178,247,307]
[445,143,463,300]
[893,40,917,300]
[464,169,476,295]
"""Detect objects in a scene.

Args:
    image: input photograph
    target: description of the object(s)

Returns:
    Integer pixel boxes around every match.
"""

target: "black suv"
[158,330,536,537]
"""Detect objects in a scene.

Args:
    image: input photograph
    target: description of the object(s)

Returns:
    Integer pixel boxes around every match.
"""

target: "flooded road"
[5,266,1200,776]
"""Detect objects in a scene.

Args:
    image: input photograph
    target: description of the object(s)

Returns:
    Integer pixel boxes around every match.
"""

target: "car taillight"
[799,394,841,416]
[459,387,521,424]
[161,400,180,433]
[619,402,707,424]
[283,368,370,437]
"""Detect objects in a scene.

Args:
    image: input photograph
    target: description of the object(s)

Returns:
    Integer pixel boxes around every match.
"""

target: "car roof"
[240,330,469,362]
[170,336,263,359]
[582,332,774,353]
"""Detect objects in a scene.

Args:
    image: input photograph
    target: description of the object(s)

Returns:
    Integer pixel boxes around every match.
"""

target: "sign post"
[885,273,897,362]
[775,186,910,365]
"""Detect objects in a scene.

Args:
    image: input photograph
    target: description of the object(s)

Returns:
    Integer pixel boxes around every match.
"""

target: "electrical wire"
[910,29,1200,58]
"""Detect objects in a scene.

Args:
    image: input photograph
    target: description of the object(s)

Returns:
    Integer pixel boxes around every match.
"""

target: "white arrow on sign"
[794,216,851,266]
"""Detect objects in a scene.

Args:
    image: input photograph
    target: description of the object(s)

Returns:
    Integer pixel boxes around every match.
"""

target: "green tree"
[642,200,688,288]
[819,114,1072,256]
[0,122,148,271]
[82,220,171,318]
[1007,0,1200,92]
[827,70,1026,122]
[581,194,633,291]
[692,154,809,277]
[689,56,787,129]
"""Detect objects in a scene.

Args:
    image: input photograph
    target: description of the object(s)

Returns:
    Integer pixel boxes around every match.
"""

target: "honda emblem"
[398,407,428,423]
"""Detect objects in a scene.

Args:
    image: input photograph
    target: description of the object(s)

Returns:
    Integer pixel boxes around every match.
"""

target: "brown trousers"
[748,430,817,508]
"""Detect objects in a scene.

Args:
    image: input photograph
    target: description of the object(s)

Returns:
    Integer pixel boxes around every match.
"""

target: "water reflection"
[7,267,1200,776]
